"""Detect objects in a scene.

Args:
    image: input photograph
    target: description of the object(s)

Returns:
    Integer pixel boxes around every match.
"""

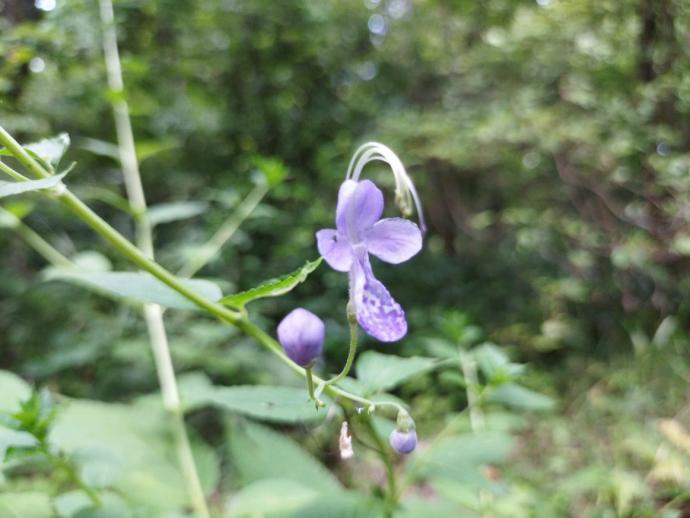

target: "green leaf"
[0,173,66,199]
[227,420,342,492]
[220,258,322,308]
[0,492,53,518]
[413,432,513,489]
[0,429,38,460]
[278,492,383,518]
[225,478,319,517]
[473,343,524,382]
[176,371,218,411]
[54,491,132,518]
[50,400,199,512]
[135,137,178,162]
[355,351,436,394]
[79,137,120,161]
[44,271,222,310]
[487,382,555,411]
[25,133,70,169]
[0,370,31,413]
[252,155,288,187]
[147,201,208,227]
[210,385,328,423]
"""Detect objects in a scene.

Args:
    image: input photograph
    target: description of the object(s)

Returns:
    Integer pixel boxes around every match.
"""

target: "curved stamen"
[345,142,426,233]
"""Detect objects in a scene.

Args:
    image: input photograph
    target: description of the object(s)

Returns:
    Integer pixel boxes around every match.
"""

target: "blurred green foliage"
[1,0,690,515]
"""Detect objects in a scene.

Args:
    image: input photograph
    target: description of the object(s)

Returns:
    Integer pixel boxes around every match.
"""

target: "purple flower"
[277,308,325,366]
[389,429,417,454]
[316,179,422,342]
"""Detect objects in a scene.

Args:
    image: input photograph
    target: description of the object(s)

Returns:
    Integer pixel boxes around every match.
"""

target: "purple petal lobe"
[351,253,407,342]
[336,180,384,242]
[316,228,352,272]
[277,308,325,366]
[335,180,358,227]
[365,217,422,264]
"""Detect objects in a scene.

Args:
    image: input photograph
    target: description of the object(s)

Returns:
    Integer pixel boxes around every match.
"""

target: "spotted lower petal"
[351,254,407,342]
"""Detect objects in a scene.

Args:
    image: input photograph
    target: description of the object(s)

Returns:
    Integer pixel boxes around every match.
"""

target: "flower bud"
[389,408,417,454]
[277,308,325,366]
[389,429,417,454]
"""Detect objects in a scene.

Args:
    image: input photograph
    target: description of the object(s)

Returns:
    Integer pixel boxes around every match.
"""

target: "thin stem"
[40,442,100,507]
[324,308,358,386]
[178,183,268,278]
[97,1,208,516]
[459,348,484,432]
[1,208,72,268]
[0,158,30,181]
[0,126,242,322]
[361,416,397,517]
[305,366,325,408]
[0,124,397,419]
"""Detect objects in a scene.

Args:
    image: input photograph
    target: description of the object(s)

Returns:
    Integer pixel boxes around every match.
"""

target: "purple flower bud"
[277,308,325,366]
[389,429,417,454]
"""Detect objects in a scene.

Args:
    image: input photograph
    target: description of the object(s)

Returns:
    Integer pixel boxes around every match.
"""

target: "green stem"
[0,124,402,419]
[305,366,324,408]
[459,348,484,432]
[323,303,358,386]
[1,208,72,267]
[361,416,397,517]
[40,442,100,507]
[0,159,30,181]
[0,126,243,326]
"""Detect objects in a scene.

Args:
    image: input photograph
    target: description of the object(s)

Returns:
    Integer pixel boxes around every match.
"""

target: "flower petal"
[365,217,422,264]
[335,180,358,226]
[336,180,384,242]
[351,254,407,342]
[316,228,352,272]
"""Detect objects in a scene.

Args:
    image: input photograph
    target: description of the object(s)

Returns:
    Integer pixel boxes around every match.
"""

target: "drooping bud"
[389,408,417,454]
[277,308,324,366]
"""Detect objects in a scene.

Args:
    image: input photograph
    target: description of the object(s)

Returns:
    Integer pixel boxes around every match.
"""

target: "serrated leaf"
[355,351,436,394]
[227,420,342,492]
[147,201,208,227]
[210,386,329,423]
[220,258,322,308]
[44,271,221,310]
[0,173,66,199]
[25,133,70,169]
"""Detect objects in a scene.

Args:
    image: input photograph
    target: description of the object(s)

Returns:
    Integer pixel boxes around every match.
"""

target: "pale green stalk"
[459,348,484,432]
[97,1,208,516]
